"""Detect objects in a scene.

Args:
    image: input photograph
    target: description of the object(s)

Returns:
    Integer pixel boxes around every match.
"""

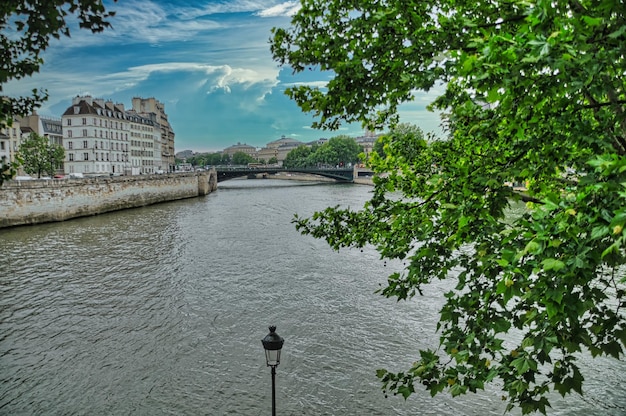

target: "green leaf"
[487,87,500,103]
[545,301,560,319]
[608,25,626,39]
[493,317,512,333]
[524,240,542,255]
[591,226,609,240]
[541,258,565,271]
[397,385,414,399]
[582,16,603,26]
[512,356,531,374]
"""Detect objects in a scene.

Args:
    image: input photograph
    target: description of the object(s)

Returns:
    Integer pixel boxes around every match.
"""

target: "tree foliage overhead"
[19,132,65,178]
[272,0,626,414]
[0,0,116,184]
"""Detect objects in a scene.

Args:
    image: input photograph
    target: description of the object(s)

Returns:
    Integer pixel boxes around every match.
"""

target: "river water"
[1,179,625,416]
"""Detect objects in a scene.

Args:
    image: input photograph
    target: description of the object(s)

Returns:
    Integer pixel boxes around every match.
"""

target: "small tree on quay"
[19,133,65,178]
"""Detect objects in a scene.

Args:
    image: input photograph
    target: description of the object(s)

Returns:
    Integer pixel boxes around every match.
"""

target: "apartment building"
[60,95,174,176]
[131,97,174,173]
[127,110,161,175]
[62,96,129,175]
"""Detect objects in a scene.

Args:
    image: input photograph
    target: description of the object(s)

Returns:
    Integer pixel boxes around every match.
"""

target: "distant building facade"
[0,128,10,166]
[18,111,64,147]
[18,111,65,175]
[176,149,195,159]
[257,135,303,166]
[354,131,381,160]
[0,118,22,167]
[223,142,257,159]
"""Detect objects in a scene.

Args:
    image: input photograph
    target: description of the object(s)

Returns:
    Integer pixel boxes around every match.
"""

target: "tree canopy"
[185,152,231,167]
[283,135,363,168]
[231,151,257,166]
[283,144,314,168]
[0,0,116,184]
[272,0,626,414]
[19,133,65,178]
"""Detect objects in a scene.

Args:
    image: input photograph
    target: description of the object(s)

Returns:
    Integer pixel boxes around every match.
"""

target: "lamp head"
[262,326,284,367]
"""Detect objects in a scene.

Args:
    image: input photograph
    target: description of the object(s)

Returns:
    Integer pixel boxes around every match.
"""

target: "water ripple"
[1,181,625,415]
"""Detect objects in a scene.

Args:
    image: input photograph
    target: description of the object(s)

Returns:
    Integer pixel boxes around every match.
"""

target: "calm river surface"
[1,179,625,416]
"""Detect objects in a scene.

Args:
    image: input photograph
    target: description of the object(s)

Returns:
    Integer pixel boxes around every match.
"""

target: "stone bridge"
[214,166,364,182]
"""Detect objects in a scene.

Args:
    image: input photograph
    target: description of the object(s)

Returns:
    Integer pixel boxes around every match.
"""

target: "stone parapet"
[0,170,218,228]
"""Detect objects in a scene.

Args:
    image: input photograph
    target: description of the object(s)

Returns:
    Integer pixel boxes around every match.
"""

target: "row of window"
[68,118,128,130]
[66,129,130,141]
[131,150,155,157]
[67,141,129,151]
[1,127,19,138]
[67,153,129,162]
[130,140,154,148]
[130,132,155,139]
[130,124,153,131]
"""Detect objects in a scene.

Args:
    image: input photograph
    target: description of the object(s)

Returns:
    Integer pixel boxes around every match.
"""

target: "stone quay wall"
[0,170,218,229]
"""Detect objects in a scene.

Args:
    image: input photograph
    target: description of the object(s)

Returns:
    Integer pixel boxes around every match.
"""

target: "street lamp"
[262,326,284,416]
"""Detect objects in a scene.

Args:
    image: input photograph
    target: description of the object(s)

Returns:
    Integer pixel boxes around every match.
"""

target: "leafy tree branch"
[0,0,116,184]
[272,0,626,413]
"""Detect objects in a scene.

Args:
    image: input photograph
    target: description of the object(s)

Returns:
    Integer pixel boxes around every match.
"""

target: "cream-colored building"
[61,95,173,176]
[127,110,160,175]
[62,96,130,175]
[132,97,174,173]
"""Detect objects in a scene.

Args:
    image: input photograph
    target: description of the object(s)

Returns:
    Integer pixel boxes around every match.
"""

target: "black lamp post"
[261,326,284,416]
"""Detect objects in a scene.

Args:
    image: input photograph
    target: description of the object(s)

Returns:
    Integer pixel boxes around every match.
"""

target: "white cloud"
[91,62,278,96]
[256,1,301,17]
[175,0,278,18]
[50,0,278,49]
[103,1,225,45]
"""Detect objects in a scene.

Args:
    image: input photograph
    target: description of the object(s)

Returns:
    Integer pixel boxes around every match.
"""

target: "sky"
[5,0,445,153]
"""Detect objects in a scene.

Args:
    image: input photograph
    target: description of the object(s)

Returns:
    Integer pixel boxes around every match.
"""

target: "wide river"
[1,179,625,416]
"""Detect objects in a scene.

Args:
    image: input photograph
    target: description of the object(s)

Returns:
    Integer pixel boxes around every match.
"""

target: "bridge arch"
[214,166,355,182]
